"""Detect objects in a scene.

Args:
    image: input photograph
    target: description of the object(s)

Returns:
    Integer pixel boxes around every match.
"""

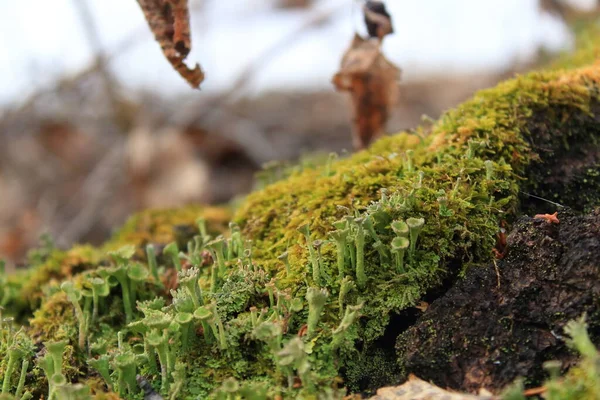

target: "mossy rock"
[2,24,600,399]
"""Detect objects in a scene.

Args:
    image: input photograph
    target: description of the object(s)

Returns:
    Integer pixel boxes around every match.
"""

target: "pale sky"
[0,0,596,105]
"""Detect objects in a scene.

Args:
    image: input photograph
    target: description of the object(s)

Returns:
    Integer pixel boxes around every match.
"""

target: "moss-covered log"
[233,65,600,391]
[2,25,600,399]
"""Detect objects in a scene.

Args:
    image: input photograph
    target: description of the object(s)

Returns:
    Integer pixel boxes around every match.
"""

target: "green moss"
[6,245,103,319]
[3,206,231,320]
[105,205,231,250]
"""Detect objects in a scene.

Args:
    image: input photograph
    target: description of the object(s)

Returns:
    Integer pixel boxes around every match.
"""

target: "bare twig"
[171,2,347,159]
[200,1,346,112]
[53,143,126,247]
[71,0,122,118]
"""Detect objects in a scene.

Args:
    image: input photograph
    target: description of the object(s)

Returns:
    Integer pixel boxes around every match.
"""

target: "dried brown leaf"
[136,0,205,88]
[332,34,400,149]
[369,375,497,400]
[363,1,394,40]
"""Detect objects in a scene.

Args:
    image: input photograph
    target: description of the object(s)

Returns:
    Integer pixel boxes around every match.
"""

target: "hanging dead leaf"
[332,34,400,149]
[136,0,205,89]
[363,1,394,40]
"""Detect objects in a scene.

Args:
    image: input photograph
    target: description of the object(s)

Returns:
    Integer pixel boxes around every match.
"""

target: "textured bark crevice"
[396,209,600,393]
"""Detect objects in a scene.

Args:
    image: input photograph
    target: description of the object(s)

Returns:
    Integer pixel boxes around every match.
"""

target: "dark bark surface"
[521,103,600,214]
[395,209,600,393]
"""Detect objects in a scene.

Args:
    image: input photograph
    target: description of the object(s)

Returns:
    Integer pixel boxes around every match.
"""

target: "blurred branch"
[71,0,129,131]
[53,142,126,247]
[172,2,347,162]
[539,0,600,20]
[0,26,148,137]
[202,2,346,111]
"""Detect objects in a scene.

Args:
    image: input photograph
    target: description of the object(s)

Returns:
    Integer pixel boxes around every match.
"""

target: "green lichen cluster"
[2,22,600,400]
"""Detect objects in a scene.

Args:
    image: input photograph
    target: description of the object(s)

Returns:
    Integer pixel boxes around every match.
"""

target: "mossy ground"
[2,20,600,400]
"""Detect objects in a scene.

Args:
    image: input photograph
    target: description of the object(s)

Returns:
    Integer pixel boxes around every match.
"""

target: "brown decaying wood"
[136,0,204,88]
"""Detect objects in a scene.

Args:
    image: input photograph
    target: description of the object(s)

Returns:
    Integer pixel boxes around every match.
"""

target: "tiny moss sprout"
[466,139,484,159]
[338,277,356,318]
[146,329,170,394]
[208,302,228,350]
[197,217,210,243]
[249,306,258,328]
[207,236,227,278]
[312,240,324,284]
[193,305,215,344]
[405,149,415,172]
[437,196,454,217]
[229,222,243,258]
[145,243,161,284]
[1,345,26,395]
[391,236,410,273]
[451,177,462,198]
[372,240,389,266]
[127,263,150,306]
[328,229,350,280]
[306,287,329,338]
[352,218,367,289]
[88,355,112,391]
[85,276,109,324]
[60,282,87,349]
[14,359,29,399]
[103,251,137,323]
[406,217,425,257]
[182,236,204,267]
[174,312,193,351]
[362,215,380,243]
[265,279,276,309]
[278,251,291,275]
[331,303,363,350]
[219,376,240,399]
[484,159,495,181]
[253,321,282,355]
[391,220,409,237]
[114,351,138,397]
[178,267,203,309]
[277,337,310,389]
[297,224,321,286]
[323,152,338,177]
[38,340,67,399]
[170,362,186,400]
[163,242,182,272]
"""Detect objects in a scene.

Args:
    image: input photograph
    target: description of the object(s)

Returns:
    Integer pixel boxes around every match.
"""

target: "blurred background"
[0,0,598,266]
